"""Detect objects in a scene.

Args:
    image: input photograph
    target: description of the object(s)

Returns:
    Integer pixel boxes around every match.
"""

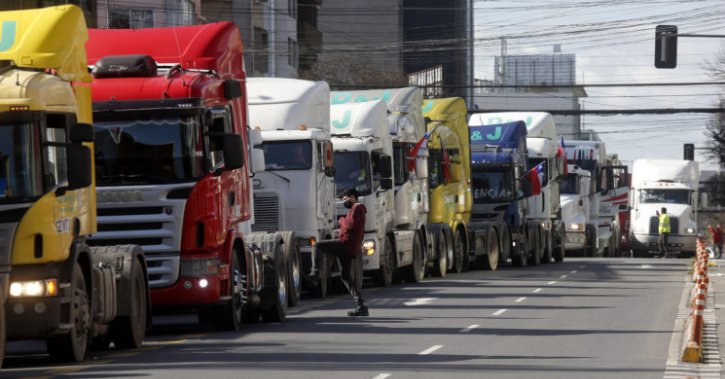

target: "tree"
[703,53,725,206]
[300,52,408,89]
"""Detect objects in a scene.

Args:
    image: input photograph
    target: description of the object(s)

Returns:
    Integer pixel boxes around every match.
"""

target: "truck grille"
[89,200,184,289]
[252,192,280,232]
[649,216,679,235]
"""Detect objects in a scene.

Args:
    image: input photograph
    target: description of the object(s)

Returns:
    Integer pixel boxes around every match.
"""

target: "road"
[2,258,689,379]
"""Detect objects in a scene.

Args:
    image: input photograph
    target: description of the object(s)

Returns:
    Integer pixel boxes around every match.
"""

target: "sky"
[474,0,725,171]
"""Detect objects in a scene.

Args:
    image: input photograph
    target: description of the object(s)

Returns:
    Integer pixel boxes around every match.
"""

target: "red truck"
[85,22,289,329]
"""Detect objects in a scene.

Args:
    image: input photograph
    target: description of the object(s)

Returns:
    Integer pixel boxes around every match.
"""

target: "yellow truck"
[422,97,472,276]
[0,5,149,363]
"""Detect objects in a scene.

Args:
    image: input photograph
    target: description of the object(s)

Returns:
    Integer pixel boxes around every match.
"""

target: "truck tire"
[210,250,245,331]
[374,235,395,287]
[262,254,288,323]
[540,231,552,264]
[280,231,301,307]
[432,228,447,278]
[47,262,90,362]
[407,231,426,283]
[527,227,540,266]
[312,252,331,298]
[499,225,511,263]
[109,257,147,349]
[450,228,467,274]
[483,228,500,271]
[553,229,565,263]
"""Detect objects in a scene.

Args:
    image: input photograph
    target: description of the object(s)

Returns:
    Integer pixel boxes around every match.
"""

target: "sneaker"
[347,307,369,317]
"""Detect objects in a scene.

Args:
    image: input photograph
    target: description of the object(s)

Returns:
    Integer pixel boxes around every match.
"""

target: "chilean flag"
[407,130,433,172]
[524,162,544,196]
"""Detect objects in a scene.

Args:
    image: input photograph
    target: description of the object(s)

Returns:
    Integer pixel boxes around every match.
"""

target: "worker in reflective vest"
[656,207,671,258]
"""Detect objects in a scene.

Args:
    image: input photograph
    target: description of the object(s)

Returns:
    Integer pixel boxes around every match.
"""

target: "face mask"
[343,200,353,209]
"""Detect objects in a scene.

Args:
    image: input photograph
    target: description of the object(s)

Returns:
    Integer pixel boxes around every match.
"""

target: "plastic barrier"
[681,237,708,363]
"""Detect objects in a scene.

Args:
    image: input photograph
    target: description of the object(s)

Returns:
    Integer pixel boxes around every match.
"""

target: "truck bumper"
[151,252,227,308]
[565,231,586,251]
[6,291,71,340]
[631,233,697,254]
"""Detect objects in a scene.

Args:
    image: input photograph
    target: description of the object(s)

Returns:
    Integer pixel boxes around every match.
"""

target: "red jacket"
[339,203,367,257]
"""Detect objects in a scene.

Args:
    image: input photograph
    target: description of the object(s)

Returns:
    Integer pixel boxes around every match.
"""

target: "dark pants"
[314,239,366,308]
[658,233,669,257]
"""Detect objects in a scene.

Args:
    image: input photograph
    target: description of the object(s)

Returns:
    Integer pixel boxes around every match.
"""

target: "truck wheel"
[499,225,511,263]
[404,231,425,283]
[110,258,147,349]
[262,254,288,323]
[450,229,466,274]
[540,231,551,264]
[553,230,565,262]
[483,228,500,271]
[527,228,540,266]
[213,251,245,331]
[374,235,395,287]
[47,262,90,362]
[312,252,331,298]
[432,228,447,278]
[281,232,301,307]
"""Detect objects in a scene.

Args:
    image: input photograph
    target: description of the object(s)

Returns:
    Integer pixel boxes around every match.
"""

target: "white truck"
[560,164,594,256]
[330,95,428,286]
[247,78,337,301]
[564,140,629,257]
[629,159,699,258]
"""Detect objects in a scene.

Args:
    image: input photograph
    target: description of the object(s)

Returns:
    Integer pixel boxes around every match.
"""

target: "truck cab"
[630,159,699,257]
[561,164,593,255]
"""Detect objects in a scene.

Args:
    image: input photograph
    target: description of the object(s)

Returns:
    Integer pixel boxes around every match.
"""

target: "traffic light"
[684,143,694,161]
[655,25,678,69]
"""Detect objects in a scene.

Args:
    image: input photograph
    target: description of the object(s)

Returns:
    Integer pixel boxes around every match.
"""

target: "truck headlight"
[9,279,58,298]
[686,227,696,234]
[363,240,376,256]
[568,223,584,232]
[181,258,220,277]
[297,237,317,248]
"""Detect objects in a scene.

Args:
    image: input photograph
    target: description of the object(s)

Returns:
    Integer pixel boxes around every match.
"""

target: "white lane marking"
[640,265,653,269]
[460,324,479,333]
[372,374,391,379]
[492,308,508,316]
[547,281,558,285]
[560,275,568,279]
[515,297,527,303]
[533,288,543,293]
[419,345,443,355]
[404,297,437,306]
[570,270,578,274]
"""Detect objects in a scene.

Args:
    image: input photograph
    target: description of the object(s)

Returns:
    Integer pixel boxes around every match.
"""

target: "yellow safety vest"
[659,214,671,233]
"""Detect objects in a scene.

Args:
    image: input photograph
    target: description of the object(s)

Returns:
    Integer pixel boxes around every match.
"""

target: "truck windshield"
[561,173,579,195]
[94,117,205,185]
[639,189,690,204]
[261,141,312,170]
[0,122,43,202]
[471,167,514,204]
[334,151,372,197]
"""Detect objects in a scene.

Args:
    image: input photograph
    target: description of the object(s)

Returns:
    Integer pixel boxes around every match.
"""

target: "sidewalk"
[713,260,725,376]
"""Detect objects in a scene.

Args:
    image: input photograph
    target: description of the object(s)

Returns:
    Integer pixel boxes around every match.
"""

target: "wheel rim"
[437,234,447,277]
[278,263,287,306]
[501,229,510,260]
[291,250,301,296]
[231,255,244,324]
[488,235,499,270]
[72,275,90,354]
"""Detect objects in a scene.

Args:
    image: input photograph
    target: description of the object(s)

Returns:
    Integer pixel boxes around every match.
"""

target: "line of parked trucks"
[0,5,702,369]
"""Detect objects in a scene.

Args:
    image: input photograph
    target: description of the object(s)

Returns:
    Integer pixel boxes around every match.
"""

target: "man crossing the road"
[311,188,369,316]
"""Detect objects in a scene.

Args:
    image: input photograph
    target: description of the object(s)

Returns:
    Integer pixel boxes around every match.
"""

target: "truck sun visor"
[92,54,158,78]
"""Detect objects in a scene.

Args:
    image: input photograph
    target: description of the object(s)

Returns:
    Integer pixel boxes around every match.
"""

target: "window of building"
[254,27,269,75]
[288,38,298,68]
[288,0,297,17]
[164,0,195,26]
[109,8,154,29]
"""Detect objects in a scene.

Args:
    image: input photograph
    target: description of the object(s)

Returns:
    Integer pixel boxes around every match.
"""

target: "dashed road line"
[570,270,578,274]
[533,288,543,293]
[372,374,391,379]
[419,345,443,355]
[560,274,568,279]
[547,281,558,285]
[460,324,479,333]
[514,297,527,303]
[492,308,507,316]
[404,297,437,306]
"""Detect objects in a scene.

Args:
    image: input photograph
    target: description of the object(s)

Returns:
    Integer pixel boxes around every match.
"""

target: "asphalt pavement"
[1,257,706,379]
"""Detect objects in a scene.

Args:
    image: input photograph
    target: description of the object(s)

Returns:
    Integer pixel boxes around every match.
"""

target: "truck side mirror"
[67,144,92,190]
[70,123,94,143]
[251,147,265,174]
[323,142,335,177]
[380,178,393,190]
[222,133,245,171]
[223,80,242,100]
[379,155,392,179]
